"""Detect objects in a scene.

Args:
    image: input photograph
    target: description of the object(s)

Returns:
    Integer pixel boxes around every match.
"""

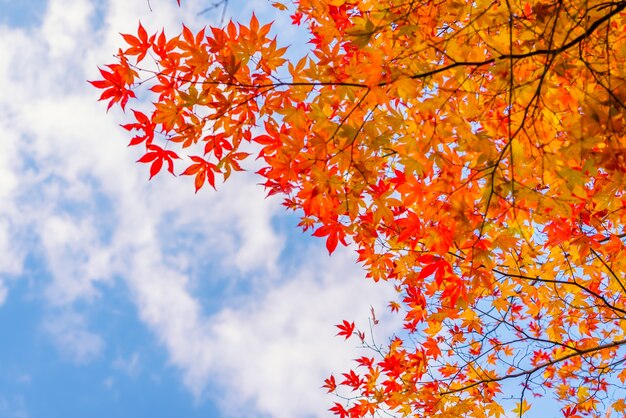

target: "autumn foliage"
[92,0,626,416]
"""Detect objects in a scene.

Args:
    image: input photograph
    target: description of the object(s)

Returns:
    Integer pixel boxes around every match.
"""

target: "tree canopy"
[92,0,626,416]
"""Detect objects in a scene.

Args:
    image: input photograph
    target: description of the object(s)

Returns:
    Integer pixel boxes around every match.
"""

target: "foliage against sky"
[94,0,626,416]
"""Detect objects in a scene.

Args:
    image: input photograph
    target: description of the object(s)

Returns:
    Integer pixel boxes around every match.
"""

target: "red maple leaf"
[335,320,355,340]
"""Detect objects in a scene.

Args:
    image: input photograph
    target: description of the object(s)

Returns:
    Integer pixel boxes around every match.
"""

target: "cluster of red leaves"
[91,16,285,191]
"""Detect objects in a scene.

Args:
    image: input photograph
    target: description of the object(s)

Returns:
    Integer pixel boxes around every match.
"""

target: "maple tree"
[92,0,626,416]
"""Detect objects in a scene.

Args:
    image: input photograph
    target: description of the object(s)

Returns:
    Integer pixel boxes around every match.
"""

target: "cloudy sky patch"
[0,1,401,417]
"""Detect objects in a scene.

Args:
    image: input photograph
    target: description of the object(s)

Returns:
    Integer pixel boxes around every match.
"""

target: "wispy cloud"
[0,394,29,418]
[112,350,141,377]
[43,310,103,363]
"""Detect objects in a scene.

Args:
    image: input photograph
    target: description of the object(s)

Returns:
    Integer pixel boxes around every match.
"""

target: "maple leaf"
[121,22,155,62]
[422,338,442,360]
[291,12,303,25]
[271,2,288,11]
[513,399,531,416]
[355,356,374,368]
[396,211,421,244]
[329,403,349,418]
[312,222,348,254]
[322,375,337,392]
[137,144,179,179]
[335,320,355,340]
[89,66,136,111]
[388,301,400,313]
[121,109,155,146]
[180,156,218,191]
[340,369,362,389]
[153,99,185,132]
[417,256,451,287]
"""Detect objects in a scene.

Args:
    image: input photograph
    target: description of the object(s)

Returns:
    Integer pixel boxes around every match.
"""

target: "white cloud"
[41,0,93,57]
[0,394,28,418]
[113,351,141,377]
[126,236,399,418]
[0,218,19,305]
[17,374,31,384]
[40,215,113,305]
[204,249,400,418]
[0,128,19,202]
[43,310,103,363]
[103,376,115,389]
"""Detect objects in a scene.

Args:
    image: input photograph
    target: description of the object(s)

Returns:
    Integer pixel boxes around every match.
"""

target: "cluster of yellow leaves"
[92,0,626,416]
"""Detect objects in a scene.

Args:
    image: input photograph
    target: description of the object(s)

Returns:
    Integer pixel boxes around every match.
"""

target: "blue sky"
[0,1,401,417]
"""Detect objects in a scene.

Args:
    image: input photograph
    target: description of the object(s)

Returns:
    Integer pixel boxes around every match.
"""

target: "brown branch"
[440,338,626,395]
[492,268,626,316]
